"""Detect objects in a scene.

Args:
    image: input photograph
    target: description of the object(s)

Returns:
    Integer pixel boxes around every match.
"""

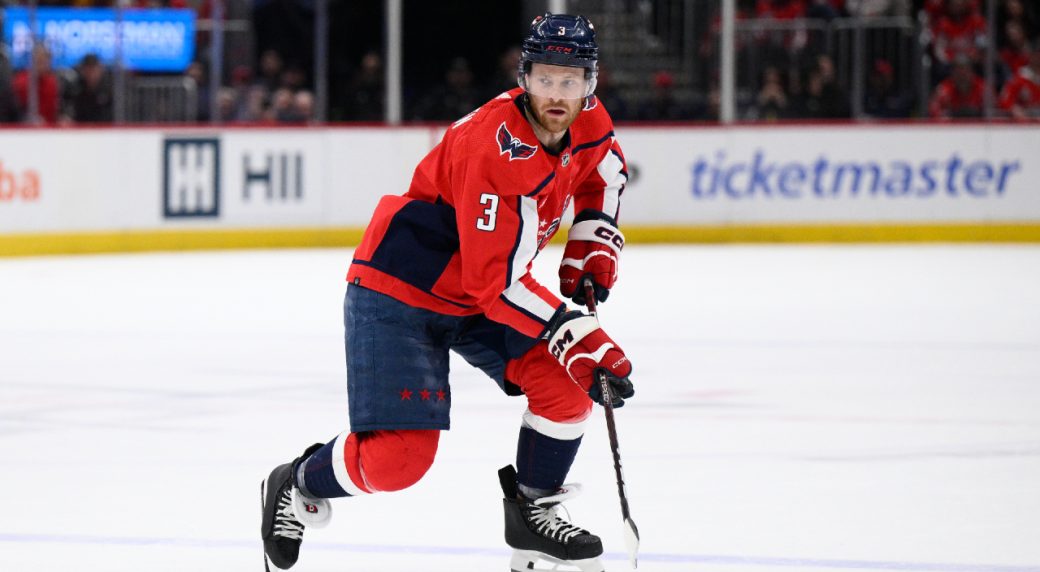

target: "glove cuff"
[573,208,618,227]
[547,314,600,365]
[567,219,625,255]
[545,308,582,340]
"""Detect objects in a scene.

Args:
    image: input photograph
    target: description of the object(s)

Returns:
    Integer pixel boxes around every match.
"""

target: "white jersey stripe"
[522,408,589,441]
[509,196,540,285]
[596,148,625,219]
[500,195,556,323]
[503,279,558,323]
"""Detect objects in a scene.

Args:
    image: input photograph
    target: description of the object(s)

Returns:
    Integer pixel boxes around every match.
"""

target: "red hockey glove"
[559,210,624,305]
[547,311,634,408]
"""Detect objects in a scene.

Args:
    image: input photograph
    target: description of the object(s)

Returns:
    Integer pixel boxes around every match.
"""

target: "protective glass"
[521,65,595,100]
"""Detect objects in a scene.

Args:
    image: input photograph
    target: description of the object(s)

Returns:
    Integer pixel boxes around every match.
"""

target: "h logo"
[163,138,220,218]
[243,152,304,201]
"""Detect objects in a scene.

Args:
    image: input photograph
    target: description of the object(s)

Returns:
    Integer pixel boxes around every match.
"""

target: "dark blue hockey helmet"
[518,13,598,98]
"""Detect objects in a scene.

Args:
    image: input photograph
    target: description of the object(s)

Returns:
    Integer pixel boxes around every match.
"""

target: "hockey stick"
[582,278,640,570]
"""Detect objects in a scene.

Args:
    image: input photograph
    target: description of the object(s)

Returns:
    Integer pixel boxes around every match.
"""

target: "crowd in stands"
[693,0,1040,120]
[924,0,1040,119]
[0,45,113,125]
[188,50,316,123]
[0,0,1038,124]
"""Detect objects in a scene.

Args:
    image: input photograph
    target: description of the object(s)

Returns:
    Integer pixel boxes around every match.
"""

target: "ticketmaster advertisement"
[617,124,1040,225]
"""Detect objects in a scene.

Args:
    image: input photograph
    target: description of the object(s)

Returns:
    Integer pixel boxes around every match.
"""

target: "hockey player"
[261,13,633,572]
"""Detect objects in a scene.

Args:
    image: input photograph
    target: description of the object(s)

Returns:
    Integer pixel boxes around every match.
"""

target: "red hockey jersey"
[348,88,627,340]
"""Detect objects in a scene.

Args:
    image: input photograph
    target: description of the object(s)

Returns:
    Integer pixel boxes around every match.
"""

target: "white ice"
[1,245,1039,572]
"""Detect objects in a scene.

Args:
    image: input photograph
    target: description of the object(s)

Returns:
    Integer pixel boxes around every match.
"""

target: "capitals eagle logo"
[496,122,538,161]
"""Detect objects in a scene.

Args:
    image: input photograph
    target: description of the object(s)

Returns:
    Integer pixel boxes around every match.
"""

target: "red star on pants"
[436,390,447,401]
[419,389,431,401]
[399,388,412,400]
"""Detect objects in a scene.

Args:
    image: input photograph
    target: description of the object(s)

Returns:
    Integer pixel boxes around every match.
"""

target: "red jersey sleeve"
[573,135,627,221]
[572,103,628,221]
[452,146,565,339]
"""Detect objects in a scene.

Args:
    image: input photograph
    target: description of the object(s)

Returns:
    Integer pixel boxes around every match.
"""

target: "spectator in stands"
[215,87,239,122]
[998,0,1037,44]
[12,45,64,125]
[752,66,790,120]
[293,90,315,122]
[412,57,482,121]
[342,50,384,121]
[186,60,210,122]
[791,54,850,118]
[929,55,987,118]
[931,0,987,69]
[255,49,284,94]
[238,85,269,122]
[755,0,812,70]
[922,0,985,20]
[698,0,758,89]
[1000,21,1033,77]
[67,54,112,123]
[230,64,255,110]
[0,52,20,123]
[638,70,698,121]
[705,83,722,122]
[921,0,947,23]
[483,46,523,101]
[805,0,841,20]
[268,88,299,122]
[864,58,913,118]
[756,0,807,19]
[593,67,631,121]
[999,46,1040,120]
[279,64,308,93]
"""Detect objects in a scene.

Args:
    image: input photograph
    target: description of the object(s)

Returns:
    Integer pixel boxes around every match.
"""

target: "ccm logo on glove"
[547,312,635,407]
[559,210,625,305]
[593,226,625,249]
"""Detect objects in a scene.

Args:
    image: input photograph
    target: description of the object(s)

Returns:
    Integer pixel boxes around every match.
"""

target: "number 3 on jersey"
[476,193,499,231]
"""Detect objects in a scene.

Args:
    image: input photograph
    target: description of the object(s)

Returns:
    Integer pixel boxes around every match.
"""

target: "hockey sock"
[515,425,582,498]
[294,435,354,498]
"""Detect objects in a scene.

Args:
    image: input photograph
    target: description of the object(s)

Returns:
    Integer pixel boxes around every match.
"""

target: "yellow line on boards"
[1,223,1039,257]
[0,228,369,257]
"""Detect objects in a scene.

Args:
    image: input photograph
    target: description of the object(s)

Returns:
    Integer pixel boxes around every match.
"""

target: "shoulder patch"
[496,122,538,161]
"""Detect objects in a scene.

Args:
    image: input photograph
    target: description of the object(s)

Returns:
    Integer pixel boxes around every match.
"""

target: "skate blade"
[510,549,605,572]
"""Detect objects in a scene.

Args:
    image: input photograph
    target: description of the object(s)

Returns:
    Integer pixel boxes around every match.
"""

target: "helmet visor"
[521,64,595,100]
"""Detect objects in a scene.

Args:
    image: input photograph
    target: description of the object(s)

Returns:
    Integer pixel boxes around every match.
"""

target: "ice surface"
[1,245,1038,572]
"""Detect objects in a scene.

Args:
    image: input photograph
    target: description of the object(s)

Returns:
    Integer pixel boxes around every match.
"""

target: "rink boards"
[1,123,1038,255]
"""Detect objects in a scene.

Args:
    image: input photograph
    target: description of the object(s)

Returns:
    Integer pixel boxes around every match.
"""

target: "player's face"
[525,63,587,133]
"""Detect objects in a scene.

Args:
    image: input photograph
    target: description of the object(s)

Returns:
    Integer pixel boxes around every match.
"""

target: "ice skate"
[261,445,332,571]
[499,465,606,572]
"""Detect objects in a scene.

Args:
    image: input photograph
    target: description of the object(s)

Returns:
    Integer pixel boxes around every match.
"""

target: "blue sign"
[3,7,196,72]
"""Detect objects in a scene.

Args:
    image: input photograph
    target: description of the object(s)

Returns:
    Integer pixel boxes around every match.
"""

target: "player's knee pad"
[508,343,594,426]
[358,429,440,492]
